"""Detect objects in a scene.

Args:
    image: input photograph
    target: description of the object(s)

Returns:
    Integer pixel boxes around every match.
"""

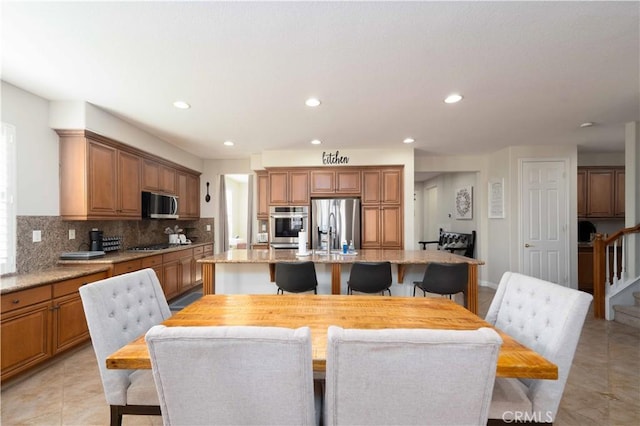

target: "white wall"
[2,82,60,216]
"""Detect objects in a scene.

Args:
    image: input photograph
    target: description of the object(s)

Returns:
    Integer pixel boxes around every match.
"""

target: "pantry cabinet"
[361,168,403,249]
[578,167,625,219]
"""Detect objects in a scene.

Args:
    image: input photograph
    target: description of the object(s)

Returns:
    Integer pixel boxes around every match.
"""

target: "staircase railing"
[593,223,640,319]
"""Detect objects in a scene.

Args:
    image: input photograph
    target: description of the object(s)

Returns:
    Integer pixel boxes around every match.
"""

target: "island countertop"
[197,249,484,313]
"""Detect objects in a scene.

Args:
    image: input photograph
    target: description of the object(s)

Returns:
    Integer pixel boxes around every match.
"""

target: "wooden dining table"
[106,294,558,380]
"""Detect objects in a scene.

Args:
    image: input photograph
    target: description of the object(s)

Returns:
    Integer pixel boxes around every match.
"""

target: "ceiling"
[2,1,638,161]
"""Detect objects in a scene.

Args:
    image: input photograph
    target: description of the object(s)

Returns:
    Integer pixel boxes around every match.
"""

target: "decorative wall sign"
[488,178,505,219]
[454,185,473,220]
[322,150,350,165]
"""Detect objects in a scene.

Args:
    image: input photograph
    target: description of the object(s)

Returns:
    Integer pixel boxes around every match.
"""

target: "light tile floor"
[1,287,639,425]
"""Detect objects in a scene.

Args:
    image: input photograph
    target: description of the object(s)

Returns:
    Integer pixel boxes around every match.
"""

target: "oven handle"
[270,214,308,219]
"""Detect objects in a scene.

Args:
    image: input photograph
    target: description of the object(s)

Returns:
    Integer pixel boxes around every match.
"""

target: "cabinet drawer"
[203,244,213,255]
[1,285,51,313]
[53,272,108,298]
[142,254,163,268]
[163,248,193,263]
[193,246,204,256]
[113,259,143,275]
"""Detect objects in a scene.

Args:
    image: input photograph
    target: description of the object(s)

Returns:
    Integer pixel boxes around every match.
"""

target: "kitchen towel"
[298,231,308,254]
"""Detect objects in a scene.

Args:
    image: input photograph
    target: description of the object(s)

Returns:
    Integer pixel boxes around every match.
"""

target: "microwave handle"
[172,197,178,215]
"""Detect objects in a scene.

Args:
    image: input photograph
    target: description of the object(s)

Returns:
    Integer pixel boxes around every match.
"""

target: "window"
[0,123,17,274]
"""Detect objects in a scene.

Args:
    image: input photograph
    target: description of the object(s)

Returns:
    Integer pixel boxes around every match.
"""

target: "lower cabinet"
[162,248,195,300]
[1,271,108,382]
[361,205,403,249]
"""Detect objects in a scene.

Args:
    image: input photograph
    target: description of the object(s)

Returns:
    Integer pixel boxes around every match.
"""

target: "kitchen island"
[198,249,484,313]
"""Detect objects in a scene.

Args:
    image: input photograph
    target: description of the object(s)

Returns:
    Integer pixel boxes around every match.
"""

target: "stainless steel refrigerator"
[310,198,361,251]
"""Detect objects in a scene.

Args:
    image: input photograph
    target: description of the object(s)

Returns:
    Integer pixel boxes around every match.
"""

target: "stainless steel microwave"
[142,191,179,219]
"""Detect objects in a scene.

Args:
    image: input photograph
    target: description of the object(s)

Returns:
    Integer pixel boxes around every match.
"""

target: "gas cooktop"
[128,243,171,251]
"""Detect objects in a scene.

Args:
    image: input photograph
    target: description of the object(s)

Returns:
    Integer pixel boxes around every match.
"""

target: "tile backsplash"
[16,216,215,274]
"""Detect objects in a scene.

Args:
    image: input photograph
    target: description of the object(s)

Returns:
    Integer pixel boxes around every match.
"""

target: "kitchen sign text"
[322,150,350,165]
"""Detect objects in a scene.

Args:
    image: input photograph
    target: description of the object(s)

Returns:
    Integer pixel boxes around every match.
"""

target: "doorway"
[225,174,250,249]
[520,159,570,285]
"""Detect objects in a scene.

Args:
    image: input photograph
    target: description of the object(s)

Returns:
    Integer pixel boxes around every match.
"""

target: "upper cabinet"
[142,160,177,194]
[269,170,309,205]
[57,130,200,220]
[362,169,402,205]
[177,171,200,220]
[256,172,269,219]
[310,170,361,195]
[578,166,625,219]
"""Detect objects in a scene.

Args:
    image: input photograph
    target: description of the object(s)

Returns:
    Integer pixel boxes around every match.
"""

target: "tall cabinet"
[361,169,403,249]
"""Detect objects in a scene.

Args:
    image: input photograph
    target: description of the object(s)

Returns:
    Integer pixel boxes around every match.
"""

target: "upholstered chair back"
[485,272,592,422]
[79,268,171,406]
[146,325,318,426]
[324,326,503,426]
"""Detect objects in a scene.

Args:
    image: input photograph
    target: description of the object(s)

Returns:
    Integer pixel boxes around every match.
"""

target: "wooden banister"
[592,223,640,319]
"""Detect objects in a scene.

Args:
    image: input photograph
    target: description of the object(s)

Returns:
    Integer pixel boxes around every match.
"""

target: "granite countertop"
[1,265,111,294]
[2,242,213,295]
[57,242,212,265]
[198,249,485,265]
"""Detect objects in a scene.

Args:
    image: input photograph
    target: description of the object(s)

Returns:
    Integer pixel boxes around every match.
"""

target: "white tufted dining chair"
[485,272,593,424]
[145,325,321,426]
[79,268,171,426]
[324,326,503,425]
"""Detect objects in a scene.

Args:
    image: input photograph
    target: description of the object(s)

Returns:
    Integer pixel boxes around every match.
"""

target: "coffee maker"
[90,229,103,251]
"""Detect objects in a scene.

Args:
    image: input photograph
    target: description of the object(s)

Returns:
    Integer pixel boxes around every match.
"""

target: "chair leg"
[277,288,283,295]
[110,405,123,426]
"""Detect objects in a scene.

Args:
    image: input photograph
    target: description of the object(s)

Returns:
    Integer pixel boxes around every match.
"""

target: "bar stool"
[275,261,318,294]
[413,262,468,308]
[347,262,392,295]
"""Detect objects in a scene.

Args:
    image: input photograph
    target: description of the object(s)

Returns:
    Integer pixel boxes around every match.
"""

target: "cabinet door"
[160,166,177,194]
[142,159,160,191]
[187,173,200,218]
[577,248,594,293]
[310,171,335,194]
[362,171,381,204]
[257,172,269,218]
[180,256,193,292]
[381,169,402,204]
[269,172,289,205]
[117,150,142,217]
[88,141,117,216]
[177,172,188,217]
[587,170,614,217]
[289,171,309,205]
[163,261,180,300]
[381,205,402,248]
[577,169,586,217]
[361,206,381,248]
[336,170,361,194]
[1,302,51,381]
[615,169,625,217]
[52,293,89,354]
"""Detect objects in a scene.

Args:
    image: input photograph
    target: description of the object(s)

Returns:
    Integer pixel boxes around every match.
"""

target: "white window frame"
[0,123,17,275]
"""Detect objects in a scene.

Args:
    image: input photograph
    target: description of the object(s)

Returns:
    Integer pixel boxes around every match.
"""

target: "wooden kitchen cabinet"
[256,172,269,219]
[269,171,309,205]
[177,171,200,219]
[361,167,403,249]
[615,169,625,217]
[362,168,402,205]
[193,244,213,284]
[1,271,107,382]
[142,160,177,194]
[578,245,622,293]
[162,247,195,300]
[310,170,361,195]
[57,129,200,220]
[578,167,625,219]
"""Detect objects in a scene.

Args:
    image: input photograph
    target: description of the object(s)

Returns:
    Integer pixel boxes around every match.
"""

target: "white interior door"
[520,160,569,285]
[424,185,439,241]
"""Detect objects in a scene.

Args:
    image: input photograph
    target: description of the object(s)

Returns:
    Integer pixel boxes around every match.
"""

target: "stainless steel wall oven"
[269,206,309,248]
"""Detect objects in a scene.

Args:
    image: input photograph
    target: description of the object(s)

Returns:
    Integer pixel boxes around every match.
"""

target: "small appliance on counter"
[101,235,122,252]
[578,220,596,242]
[90,229,103,251]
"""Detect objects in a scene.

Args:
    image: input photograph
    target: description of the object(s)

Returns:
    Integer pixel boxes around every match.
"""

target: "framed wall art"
[454,185,473,220]
[488,178,505,219]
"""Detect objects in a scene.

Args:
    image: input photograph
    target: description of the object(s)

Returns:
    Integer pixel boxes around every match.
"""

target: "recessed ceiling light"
[223,140,234,146]
[310,139,322,145]
[305,98,321,107]
[580,122,594,128]
[173,100,191,109]
[403,138,415,144]
[444,94,463,104]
